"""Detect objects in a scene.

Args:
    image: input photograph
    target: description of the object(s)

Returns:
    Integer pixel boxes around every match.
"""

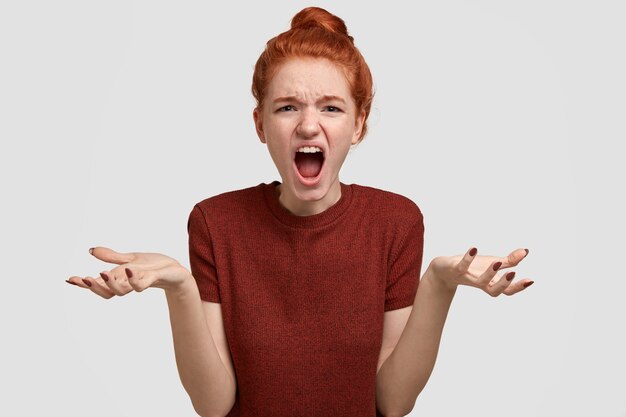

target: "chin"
[281,173,329,202]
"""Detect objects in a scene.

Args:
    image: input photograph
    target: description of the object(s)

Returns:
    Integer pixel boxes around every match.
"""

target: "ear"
[351,109,366,145]
[253,107,266,144]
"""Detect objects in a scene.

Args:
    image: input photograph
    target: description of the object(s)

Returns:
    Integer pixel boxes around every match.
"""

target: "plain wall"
[1,0,624,415]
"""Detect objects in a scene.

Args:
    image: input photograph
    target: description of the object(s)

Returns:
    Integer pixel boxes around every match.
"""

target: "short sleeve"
[385,210,425,311]
[187,204,221,303]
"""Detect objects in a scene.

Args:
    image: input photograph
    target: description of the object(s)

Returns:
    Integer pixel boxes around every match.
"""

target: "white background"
[1,0,624,415]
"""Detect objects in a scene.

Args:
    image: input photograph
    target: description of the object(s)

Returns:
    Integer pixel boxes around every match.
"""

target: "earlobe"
[253,108,265,143]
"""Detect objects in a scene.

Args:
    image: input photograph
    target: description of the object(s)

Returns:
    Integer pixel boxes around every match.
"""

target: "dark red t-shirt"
[187,180,424,416]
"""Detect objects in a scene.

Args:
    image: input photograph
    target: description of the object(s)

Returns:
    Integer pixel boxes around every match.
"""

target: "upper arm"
[202,301,237,389]
[377,305,413,374]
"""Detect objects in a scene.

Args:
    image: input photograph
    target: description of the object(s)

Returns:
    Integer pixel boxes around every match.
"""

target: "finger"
[99,271,133,297]
[503,279,535,296]
[81,276,116,299]
[499,248,529,269]
[488,271,516,297]
[455,247,478,274]
[477,260,502,288]
[125,267,154,293]
[89,247,135,266]
[126,265,177,293]
[67,276,89,288]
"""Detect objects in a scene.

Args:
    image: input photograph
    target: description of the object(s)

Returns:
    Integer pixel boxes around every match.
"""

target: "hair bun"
[290,7,354,42]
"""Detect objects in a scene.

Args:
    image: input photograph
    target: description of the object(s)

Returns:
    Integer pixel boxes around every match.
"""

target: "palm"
[119,251,179,271]
[66,246,190,298]
[429,247,533,296]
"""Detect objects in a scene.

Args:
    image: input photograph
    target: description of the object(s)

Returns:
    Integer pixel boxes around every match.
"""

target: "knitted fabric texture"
[187,180,424,417]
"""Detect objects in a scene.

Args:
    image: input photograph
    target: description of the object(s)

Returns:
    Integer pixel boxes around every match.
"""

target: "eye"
[324,106,342,112]
[278,105,295,112]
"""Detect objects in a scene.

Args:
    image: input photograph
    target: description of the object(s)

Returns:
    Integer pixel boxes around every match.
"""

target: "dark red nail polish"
[66,279,77,286]
[506,271,515,281]
[125,268,133,278]
[100,272,109,282]
[492,261,502,271]
[523,281,534,288]
[469,247,477,256]
[82,278,92,287]
[524,248,529,256]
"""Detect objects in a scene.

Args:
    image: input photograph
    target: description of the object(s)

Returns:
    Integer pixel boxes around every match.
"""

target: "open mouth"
[294,151,324,178]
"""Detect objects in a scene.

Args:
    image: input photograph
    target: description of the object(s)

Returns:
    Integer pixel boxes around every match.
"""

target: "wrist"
[165,274,197,299]
[424,262,458,294]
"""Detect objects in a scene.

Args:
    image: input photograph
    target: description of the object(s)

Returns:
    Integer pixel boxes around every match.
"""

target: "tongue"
[295,152,323,178]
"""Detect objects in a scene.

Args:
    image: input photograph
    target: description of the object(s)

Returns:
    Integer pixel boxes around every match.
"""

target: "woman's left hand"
[428,247,534,296]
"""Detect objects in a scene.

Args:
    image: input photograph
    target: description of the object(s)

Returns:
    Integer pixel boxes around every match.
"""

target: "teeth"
[296,146,323,153]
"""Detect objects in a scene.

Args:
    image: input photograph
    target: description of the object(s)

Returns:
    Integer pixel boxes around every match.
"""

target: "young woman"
[67,7,534,417]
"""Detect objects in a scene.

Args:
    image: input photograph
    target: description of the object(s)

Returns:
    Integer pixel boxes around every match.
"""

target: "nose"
[296,108,321,138]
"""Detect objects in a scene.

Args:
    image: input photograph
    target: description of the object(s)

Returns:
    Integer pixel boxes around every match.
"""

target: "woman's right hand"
[66,246,193,299]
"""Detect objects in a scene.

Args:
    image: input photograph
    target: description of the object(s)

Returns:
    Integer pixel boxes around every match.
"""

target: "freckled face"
[253,57,365,208]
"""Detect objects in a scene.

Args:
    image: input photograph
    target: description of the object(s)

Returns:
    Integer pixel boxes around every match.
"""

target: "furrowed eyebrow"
[272,95,347,105]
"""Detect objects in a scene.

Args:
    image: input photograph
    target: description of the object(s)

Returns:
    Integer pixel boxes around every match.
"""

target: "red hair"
[251,7,375,143]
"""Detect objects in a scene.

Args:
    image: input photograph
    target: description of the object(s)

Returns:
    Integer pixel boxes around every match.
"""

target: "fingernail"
[125,268,133,278]
[492,261,502,271]
[82,278,92,287]
[523,281,534,288]
[99,272,109,282]
[89,248,94,255]
[469,247,477,256]
[506,271,516,281]
[524,248,529,256]
[66,279,78,286]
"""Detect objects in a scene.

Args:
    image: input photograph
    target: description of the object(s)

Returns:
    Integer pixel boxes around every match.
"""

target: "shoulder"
[351,183,423,225]
[193,183,265,215]
[188,183,267,231]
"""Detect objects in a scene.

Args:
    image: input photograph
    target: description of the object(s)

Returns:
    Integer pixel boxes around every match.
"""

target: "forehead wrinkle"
[276,77,332,97]
[275,90,343,102]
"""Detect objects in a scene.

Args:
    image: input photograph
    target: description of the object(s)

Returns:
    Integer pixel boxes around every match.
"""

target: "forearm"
[165,277,235,417]
[376,264,456,416]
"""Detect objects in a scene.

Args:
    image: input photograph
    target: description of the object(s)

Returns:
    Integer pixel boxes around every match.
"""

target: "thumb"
[89,246,135,265]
